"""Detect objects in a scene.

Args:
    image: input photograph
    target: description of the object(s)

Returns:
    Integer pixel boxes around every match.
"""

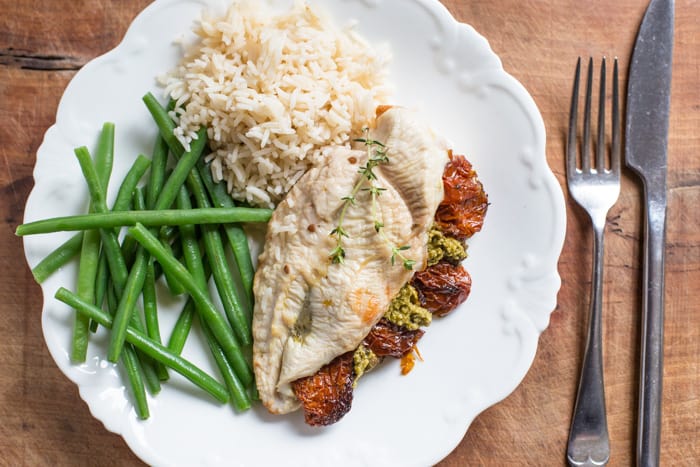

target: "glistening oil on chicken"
[252,108,487,425]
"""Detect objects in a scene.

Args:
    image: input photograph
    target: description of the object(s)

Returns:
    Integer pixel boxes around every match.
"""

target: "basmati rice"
[160,0,391,208]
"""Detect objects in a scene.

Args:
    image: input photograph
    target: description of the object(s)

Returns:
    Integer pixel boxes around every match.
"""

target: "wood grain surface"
[1,1,698,465]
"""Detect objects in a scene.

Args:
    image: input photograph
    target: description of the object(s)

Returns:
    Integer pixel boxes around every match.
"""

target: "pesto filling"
[353,344,380,386]
[427,225,467,266]
[352,227,463,383]
[383,283,432,330]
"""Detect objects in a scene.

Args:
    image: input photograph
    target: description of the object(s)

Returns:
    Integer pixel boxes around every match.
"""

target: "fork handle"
[567,222,610,467]
[637,194,667,467]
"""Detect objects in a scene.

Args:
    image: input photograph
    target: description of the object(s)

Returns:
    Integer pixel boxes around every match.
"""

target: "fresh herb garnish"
[329,129,416,270]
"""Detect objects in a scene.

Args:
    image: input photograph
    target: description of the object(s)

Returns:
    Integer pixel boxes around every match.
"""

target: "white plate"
[23,0,566,465]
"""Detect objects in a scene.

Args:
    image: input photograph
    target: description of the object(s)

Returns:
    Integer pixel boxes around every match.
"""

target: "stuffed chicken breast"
[252,108,449,415]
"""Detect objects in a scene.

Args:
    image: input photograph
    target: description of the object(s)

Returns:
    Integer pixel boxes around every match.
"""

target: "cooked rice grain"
[160,0,391,208]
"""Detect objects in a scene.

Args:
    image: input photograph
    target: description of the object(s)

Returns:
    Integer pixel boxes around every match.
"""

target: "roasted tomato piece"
[411,261,472,317]
[363,318,425,358]
[291,352,355,426]
[435,154,488,240]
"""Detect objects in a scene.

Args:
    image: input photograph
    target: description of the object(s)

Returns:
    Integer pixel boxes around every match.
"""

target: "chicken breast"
[253,108,449,414]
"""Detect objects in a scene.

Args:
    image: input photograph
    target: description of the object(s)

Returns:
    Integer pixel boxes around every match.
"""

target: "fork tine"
[611,58,621,177]
[567,57,581,178]
[581,57,594,173]
[596,58,607,172]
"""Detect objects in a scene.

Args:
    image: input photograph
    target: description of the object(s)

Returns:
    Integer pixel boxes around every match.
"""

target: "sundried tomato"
[363,318,425,358]
[291,352,355,426]
[411,262,472,317]
[435,153,488,240]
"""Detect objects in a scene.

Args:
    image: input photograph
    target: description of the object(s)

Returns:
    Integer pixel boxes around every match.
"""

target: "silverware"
[566,57,621,467]
[625,1,674,465]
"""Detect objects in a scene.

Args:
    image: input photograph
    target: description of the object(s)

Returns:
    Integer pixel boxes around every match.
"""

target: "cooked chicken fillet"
[253,108,449,414]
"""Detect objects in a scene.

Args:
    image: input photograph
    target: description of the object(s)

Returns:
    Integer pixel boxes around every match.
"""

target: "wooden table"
[1,1,698,465]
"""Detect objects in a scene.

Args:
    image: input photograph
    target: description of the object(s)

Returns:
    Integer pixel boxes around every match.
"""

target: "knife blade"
[625,0,674,466]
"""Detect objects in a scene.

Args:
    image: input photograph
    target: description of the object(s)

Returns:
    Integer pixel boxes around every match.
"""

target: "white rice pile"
[160,0,391,208]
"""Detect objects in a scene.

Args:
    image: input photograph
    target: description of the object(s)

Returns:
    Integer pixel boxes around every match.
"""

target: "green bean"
[177,186,206,288]
[128,223,253,386]
[94,253,109,311]
[166,187,207,355]
[159,238,186,296]
[112,155,152,212]
[30,231,83,283]
[121,344,150,419]
[221,225,254,312]
[76,146,130,214]
[188,169,252,346]
[106,281,118,313]
[132,185,147,212]
[108,247,148,362]
[168,254,212,355]
[167,298,196,355]
[136,343,163,395]
[107,282,161,396]
[101,232,129,296]
[198,161,255,309]
[146,136,168,210]
[90,253,109,333]
[95,122,115,191]
[153,127,207,210]
[16,207,272,235]
[71,228,100,363]
[143,259,161,350]
[143,93,182,156]
[199,316,251,411]
[120,234,138,269]
[110,155,151,282]
[106,281,141,342]
[55,287,228,404]
[159,225,179,244]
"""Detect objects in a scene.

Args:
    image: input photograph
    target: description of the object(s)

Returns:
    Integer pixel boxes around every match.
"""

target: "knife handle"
[638,193,667,467]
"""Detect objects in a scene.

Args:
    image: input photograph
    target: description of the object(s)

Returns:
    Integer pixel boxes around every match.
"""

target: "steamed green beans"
[29,136,150,283]
[198,161,255,309]
[26,103,271,418]
[128,223,253,386]
[143,94,253,346]
[55,287,229,404]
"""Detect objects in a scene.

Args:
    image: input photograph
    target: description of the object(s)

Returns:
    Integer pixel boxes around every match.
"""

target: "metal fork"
[565,57,621,467]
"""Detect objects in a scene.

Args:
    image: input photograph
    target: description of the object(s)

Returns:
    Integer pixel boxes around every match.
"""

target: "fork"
[565,57,621,467]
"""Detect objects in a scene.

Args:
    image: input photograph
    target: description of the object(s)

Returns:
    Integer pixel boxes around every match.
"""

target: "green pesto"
[427,225,467,266]
[384,284,432,331]
[353,344,380,386]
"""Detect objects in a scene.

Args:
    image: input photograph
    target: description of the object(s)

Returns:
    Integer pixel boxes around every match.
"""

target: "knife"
[625,0,674,466]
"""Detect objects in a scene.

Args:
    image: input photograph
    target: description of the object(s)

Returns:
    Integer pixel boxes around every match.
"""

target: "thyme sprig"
[329,129,416,270]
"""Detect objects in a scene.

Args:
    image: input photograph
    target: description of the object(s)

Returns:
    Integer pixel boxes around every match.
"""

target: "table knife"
[625,0,674,466]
